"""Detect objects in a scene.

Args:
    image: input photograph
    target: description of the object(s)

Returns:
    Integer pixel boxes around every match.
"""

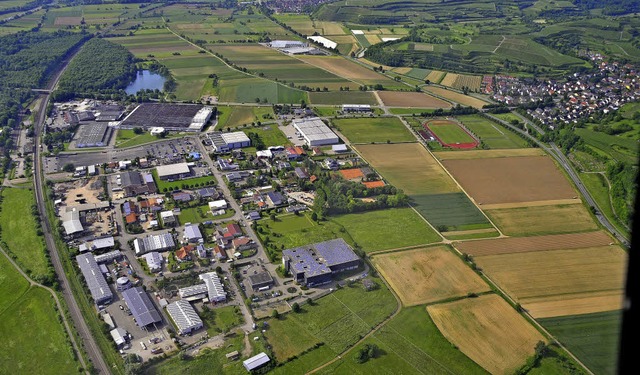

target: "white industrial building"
[62,208,83,236]
[94,250,122,264]
[208,200,228,211]
[110,328,128,347]
[208,131,251,153]
[189,107,214,131]
[243,352,271,372]
[178,283,209,301]
[166,300,203,335]
[342,104,371,112]
[143,252,163,272]
[199,272,227,303]
[292,117,339,146]
[307,35,337,49]
[156,162,192,181]
[133,233,175,255]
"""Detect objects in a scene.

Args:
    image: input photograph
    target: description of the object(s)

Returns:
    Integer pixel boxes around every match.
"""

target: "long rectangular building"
[122,286,162,327]
[119,103,213,132]
[199,272,227,302]
[76,253,113,305]
[166,300,203,335]
[156,162,192,181]
[208,131,251,153]
[133,233,175,255]
[292,117,339,146]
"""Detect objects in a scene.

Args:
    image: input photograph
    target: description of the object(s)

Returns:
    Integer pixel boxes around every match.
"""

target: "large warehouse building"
[156,162,192,181]
[292,117,339,146]
[122,286,162,327]
[282,238,361,287]
[76,253,113,305]
[119,103,213,132]
[207,131,251,153]
[166,300,203,335]
[133,233,176,255]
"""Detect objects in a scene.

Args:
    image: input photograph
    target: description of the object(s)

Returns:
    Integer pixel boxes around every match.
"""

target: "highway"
[32,42,112,374]
[484,113,630,248]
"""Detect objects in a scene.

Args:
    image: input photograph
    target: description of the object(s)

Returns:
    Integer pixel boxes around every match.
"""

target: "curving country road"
[485,113,630,248]
[31,41,112,374]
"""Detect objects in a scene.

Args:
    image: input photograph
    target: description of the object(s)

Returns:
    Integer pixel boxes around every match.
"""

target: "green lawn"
[457,114,528,149]
[178,204,235,224]
[265,279,396,360]
[201,305,244,335]
[427,121,476,145]
[115,129,183,149]
[332,117,415,144]
[331,208,441,253]
[244,124,291,147]
[0,188,51,281]
[0,255,80,374]
[579,172,630,239]
[539,310,622,375]
[575,128,638,165]
[152,170,216,192]
[316,306,487,375]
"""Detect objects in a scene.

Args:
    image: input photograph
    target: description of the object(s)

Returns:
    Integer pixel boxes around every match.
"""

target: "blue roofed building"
[282,238,361,287]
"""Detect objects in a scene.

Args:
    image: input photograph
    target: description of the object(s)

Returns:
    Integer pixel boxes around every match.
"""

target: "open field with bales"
[424,86,489,108]
[428,294,547,375]
[441,155,577,205]
[485,203,598,236]
[331,208,441,253]
[472,245,627,317]
[373,246,490,306]
[377,91,451,108]
[457,115,529,149]
[332,117,415,143]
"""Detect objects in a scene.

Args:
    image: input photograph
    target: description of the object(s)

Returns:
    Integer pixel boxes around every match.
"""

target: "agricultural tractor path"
[0,245,88,374]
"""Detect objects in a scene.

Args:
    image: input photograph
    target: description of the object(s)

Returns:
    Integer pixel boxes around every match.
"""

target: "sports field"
[332,117,414,143]
[428,294,547,375]
[424,86,489,108]
[485,204,598,236]
[473,245,627,317]
[457,114,529,149]
[377,91,451,108]
[374,246,490,306]
[425,119,478,149]
[441,155,577,205]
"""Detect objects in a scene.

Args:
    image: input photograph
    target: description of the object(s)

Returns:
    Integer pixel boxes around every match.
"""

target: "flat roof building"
[282,238,361,287]
[156,163,192,181]
[292,117,339,147]
[249,271,274,291]
[133,233,175,255]
[342,104,371,112]
[94,250,122,264]
[110,327,128,347]
[122,286,162,327]
[75,122,111,148]
[178,283,208,301]
[119,103,213,132]
[208,131,251,153]
[183,223,203,243]
[166,300,203,335]
[76,253,113,305]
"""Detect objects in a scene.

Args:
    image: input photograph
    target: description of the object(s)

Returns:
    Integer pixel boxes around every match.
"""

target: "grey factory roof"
[94,250,122,264]
[249,271,273,287]
[199,272,226,302]
[166,300,203,335]
[122,287,162,327]
[184,224,203,241]
[143,252,163,271]
[62,208,83,235]
[178,283,208,299]
[283,238,359,278]
[292,117,338,144]
[220,131,250,144]
[76,253,113,304]
[133,233,175,255]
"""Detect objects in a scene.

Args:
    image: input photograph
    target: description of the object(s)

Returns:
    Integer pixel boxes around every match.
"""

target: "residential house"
[176,245,195,261]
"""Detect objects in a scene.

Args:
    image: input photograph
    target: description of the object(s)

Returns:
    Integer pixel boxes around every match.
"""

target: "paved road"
[484,113,630,247]
[32,41,112,374]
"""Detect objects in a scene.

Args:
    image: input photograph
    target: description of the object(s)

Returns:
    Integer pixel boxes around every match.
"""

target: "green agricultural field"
[316,306,487,375]
[575,128,638,165]
[115,129,183,148]
[0,188,51,281]
[579,172,630,239]
[218,106,275,129]
[243,124,291,148]
[457,115,528,149]
[0,255,79,374]
[331,208,441,253]
[332,117,415,143]
[411,193,493,231]
[264,279,396,360]
[539,310,622,375]
[270,344,337,375]
[308,91,378,105]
